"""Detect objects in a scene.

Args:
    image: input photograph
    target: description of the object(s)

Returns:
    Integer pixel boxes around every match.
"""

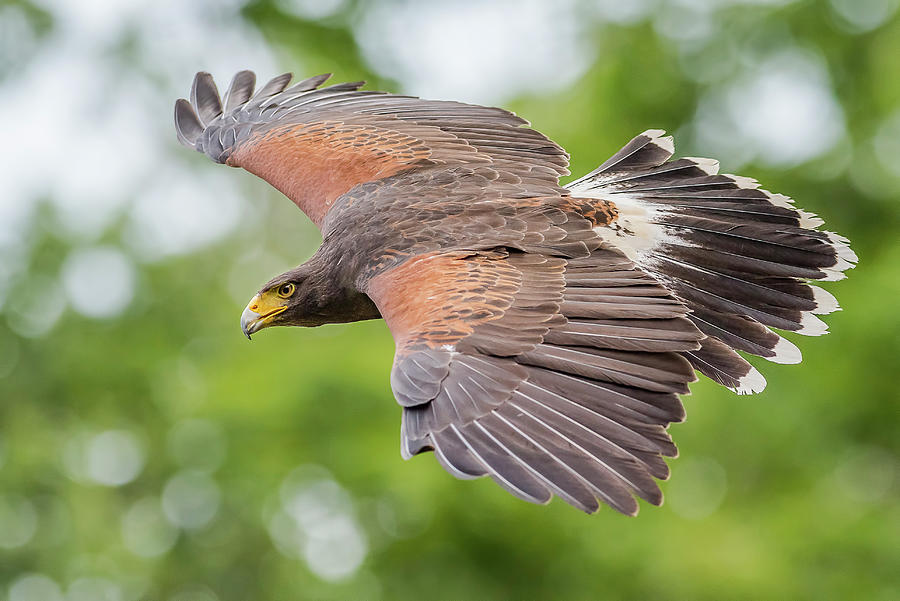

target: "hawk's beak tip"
[240,305,263,339]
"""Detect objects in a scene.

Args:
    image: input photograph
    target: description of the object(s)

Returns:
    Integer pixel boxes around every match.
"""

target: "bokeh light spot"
[121,496,179,558]
[266,508,306,560]
[8,573,64,601]
[5,274,67,339]
[0,495,38,549]
[829,0,899,32]
[162,470,222,530]
[84,430,145,487]
[66,578,123,601]
[303,513,367,582]
[273,466,368,581]
[62,247,137,320]
[693,49,845,167]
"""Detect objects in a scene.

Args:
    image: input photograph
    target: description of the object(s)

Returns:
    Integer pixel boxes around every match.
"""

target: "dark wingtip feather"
[576,129,674,185]
[174,98,204,147]
[252,72,294,102]
[223,70,256,113]
[190,71,223,126]
[322,80,367,94]
[284,73,333,94]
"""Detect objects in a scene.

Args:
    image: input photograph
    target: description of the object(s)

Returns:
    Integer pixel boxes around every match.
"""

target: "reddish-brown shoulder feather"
[367,250,525,353]
[228,122,434,226]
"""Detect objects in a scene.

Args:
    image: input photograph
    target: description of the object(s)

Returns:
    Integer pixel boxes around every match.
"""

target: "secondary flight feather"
[174,70,856,515]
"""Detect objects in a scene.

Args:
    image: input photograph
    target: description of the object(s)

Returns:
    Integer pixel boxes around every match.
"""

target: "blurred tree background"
[0,0,898,599]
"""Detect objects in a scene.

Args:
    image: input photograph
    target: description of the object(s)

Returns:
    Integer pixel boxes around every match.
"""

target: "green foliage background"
[1,1,898,599]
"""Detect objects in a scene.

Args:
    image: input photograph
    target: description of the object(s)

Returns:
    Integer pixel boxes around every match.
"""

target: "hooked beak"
[240,294,287,339]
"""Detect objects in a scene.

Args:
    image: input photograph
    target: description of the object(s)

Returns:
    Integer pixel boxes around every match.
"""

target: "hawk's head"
[239,262,332,337]
[240,262,380,338]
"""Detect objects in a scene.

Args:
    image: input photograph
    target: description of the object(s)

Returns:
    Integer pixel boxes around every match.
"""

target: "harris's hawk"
[174,71,856,515]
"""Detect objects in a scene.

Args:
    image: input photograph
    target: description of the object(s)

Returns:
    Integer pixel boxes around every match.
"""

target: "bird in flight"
[175,71,856,515]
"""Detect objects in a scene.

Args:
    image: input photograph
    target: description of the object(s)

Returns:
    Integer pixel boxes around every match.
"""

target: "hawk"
[174,71,856,515]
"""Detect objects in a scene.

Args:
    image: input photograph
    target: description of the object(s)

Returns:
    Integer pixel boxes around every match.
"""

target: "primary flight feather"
[174,70,856,515]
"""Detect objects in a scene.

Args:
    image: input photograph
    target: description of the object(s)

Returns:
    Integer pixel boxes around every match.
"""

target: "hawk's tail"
[567,130,857,394]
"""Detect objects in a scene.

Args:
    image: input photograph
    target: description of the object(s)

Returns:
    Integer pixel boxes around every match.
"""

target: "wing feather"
[365,244,702,514]
[174,70,569,228]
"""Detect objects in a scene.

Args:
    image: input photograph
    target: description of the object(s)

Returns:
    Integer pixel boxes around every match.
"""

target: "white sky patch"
[135,3,276,89]
[125,168,246,262]
[0,0,275,269]
[0,5,39,74]
[0,178,34,251]
[0,38,157,241]
[32,0,147,41]
[62,247,137,320]
[354,0,593,105]
[829,0,899,33]
[591,0,655,24]
[276,0,347,20]
[693,49,845,168]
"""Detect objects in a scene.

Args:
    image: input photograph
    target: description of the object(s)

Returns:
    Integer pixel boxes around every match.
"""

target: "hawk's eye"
[276,283,295,298]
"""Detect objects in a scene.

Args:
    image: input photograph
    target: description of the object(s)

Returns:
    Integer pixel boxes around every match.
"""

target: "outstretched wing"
[365,247,706,515]
[174,71,568,227]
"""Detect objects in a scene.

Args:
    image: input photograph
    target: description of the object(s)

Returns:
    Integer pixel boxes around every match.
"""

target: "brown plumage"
[175,71,857,515]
